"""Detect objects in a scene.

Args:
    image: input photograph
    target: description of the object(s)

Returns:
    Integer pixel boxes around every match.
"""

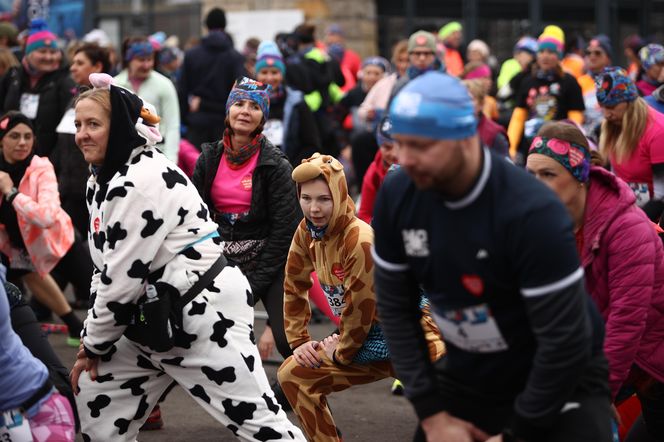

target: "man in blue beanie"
[372,71,612,442]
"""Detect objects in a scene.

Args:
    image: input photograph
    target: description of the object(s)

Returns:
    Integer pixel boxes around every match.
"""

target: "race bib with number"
[628,182,650,208]
[262,119,284,148]
[1,409,33,442]
[320,283,346,317]
[432,303,508,353]
[19,93,40,119]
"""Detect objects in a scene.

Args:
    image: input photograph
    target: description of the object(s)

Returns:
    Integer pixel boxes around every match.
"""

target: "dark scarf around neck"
[222,130,263,168]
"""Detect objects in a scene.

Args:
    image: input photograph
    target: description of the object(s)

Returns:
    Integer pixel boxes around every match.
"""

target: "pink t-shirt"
[210,150,260,214]
[611,107,664,206]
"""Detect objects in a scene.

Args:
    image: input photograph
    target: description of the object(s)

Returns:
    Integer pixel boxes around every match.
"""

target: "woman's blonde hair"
[462,79,486,105]
[0,48,18,76]
[74,88,111,118]
[599,97,649,163]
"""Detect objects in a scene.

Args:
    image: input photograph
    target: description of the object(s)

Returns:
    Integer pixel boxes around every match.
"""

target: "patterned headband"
[529,136,591,182]
[125,41,154,62]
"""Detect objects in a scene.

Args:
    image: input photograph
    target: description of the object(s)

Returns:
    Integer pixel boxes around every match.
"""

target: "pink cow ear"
[0,117,8,130]
[89,73,114,89]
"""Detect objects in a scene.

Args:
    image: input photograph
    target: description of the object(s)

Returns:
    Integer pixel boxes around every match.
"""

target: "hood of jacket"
[581,166,638,262]
[291,153,355,238]
[201,31,233,52]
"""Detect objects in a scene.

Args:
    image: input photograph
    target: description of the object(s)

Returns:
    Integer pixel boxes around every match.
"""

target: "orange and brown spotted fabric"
[281,153,445,440]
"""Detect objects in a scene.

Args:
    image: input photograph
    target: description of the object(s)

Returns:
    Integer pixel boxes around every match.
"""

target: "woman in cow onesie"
[69,73,305,442]
[278,153,444,441]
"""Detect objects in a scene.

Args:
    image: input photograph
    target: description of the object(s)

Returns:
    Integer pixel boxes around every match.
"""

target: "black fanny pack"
[124,254,227,352]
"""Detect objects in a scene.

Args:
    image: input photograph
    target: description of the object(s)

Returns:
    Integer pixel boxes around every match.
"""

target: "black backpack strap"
[175,254,227,310]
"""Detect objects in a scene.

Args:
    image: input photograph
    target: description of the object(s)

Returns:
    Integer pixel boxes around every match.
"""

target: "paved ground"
[48,303,418,441]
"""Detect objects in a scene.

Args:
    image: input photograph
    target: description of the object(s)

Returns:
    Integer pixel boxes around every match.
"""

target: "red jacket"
[581,166,664,398]
[357,150,387,224]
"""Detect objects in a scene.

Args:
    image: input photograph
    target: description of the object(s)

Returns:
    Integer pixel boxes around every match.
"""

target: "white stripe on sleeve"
[521,267,584,298]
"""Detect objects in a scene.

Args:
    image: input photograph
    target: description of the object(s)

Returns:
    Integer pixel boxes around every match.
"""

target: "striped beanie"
[255,41,285,75]
[538,25,564,58]
[25,19,58,56]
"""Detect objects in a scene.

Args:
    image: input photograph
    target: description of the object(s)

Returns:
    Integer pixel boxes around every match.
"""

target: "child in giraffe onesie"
[278,153,444,441]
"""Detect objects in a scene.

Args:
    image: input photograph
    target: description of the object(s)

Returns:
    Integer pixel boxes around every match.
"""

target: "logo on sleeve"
[93,217,100,233]
[461,274,484,297]
[402,229,429,257]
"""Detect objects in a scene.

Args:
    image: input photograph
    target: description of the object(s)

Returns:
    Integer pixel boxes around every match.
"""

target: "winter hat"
[362,56,390,72]
[467,39,490,59]
[639,44,664,70]
[408,30,436,53]
[587,34,613,60]
[0,22,18,43]
[0,111,34,141]
[623,34,645,54]
[205,7,226,30]
[158,46,179,65]
[226,77,271,120]
[86,73,162,184]
[255,41,285,75]
[124,40,154,62]
[326,24,344,37]
[25,19,58,56]
[83,29,111,47]
[595,66,639,106]
[514,36,538,55]
[389,71,477,140]
[529,135,591,182]
[538,25,564,58]
[376,115,394,146]
[462,63,491,80]
[438,22,462,41]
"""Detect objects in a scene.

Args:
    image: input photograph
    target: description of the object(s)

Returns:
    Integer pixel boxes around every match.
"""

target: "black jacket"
[178,31,247,130]
[0,65,76,157]
[269,88,321,167]
[192,136,300,298]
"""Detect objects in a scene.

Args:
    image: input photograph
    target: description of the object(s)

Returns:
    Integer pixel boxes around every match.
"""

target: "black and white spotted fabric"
[77,144,305,441]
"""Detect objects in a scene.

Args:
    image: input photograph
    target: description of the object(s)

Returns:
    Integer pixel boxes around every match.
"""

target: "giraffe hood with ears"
[291,152,355,238]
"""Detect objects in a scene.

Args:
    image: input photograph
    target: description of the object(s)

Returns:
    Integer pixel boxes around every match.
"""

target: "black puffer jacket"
[192,136,300,298]
[0,65,76,157]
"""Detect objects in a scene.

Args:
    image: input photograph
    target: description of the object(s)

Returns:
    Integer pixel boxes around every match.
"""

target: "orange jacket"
[0,156,74,275]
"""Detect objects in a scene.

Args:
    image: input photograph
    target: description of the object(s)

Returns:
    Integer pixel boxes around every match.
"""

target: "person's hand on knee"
[293,340,321,368]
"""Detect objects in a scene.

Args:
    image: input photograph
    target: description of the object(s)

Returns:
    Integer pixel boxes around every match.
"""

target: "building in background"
[0,0,662,67]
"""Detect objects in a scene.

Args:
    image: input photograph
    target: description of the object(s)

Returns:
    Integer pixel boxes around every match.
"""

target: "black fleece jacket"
[192,136,300,298]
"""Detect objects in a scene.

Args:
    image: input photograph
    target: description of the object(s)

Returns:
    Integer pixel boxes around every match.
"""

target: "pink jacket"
[581,166,664,398]
[0,156,74,275]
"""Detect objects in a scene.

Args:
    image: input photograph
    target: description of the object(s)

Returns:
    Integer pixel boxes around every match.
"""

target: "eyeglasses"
[410,50,434,58]
[585,50,604,56]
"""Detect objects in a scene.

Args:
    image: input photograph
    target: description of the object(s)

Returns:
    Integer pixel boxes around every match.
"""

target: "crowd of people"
[1,5,664,442]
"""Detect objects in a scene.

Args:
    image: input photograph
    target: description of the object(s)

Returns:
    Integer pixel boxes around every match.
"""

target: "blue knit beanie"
[389,71,477,140]
[255,41,286,75]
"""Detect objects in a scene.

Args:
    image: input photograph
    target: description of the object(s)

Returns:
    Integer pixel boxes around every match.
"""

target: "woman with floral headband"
[193,77,300,363]
[527,121,664,441]
[595,67,664,222]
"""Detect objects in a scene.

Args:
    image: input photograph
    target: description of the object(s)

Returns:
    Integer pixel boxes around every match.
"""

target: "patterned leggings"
[278,353,394,442]
[29,391,76,442]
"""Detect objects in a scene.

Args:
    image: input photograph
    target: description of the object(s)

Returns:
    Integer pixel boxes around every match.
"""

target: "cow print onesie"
[76,142,305,441]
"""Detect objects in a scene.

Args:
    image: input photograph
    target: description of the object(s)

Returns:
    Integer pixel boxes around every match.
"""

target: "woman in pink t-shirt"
[597,67,664,222]
[192,78,300,365]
